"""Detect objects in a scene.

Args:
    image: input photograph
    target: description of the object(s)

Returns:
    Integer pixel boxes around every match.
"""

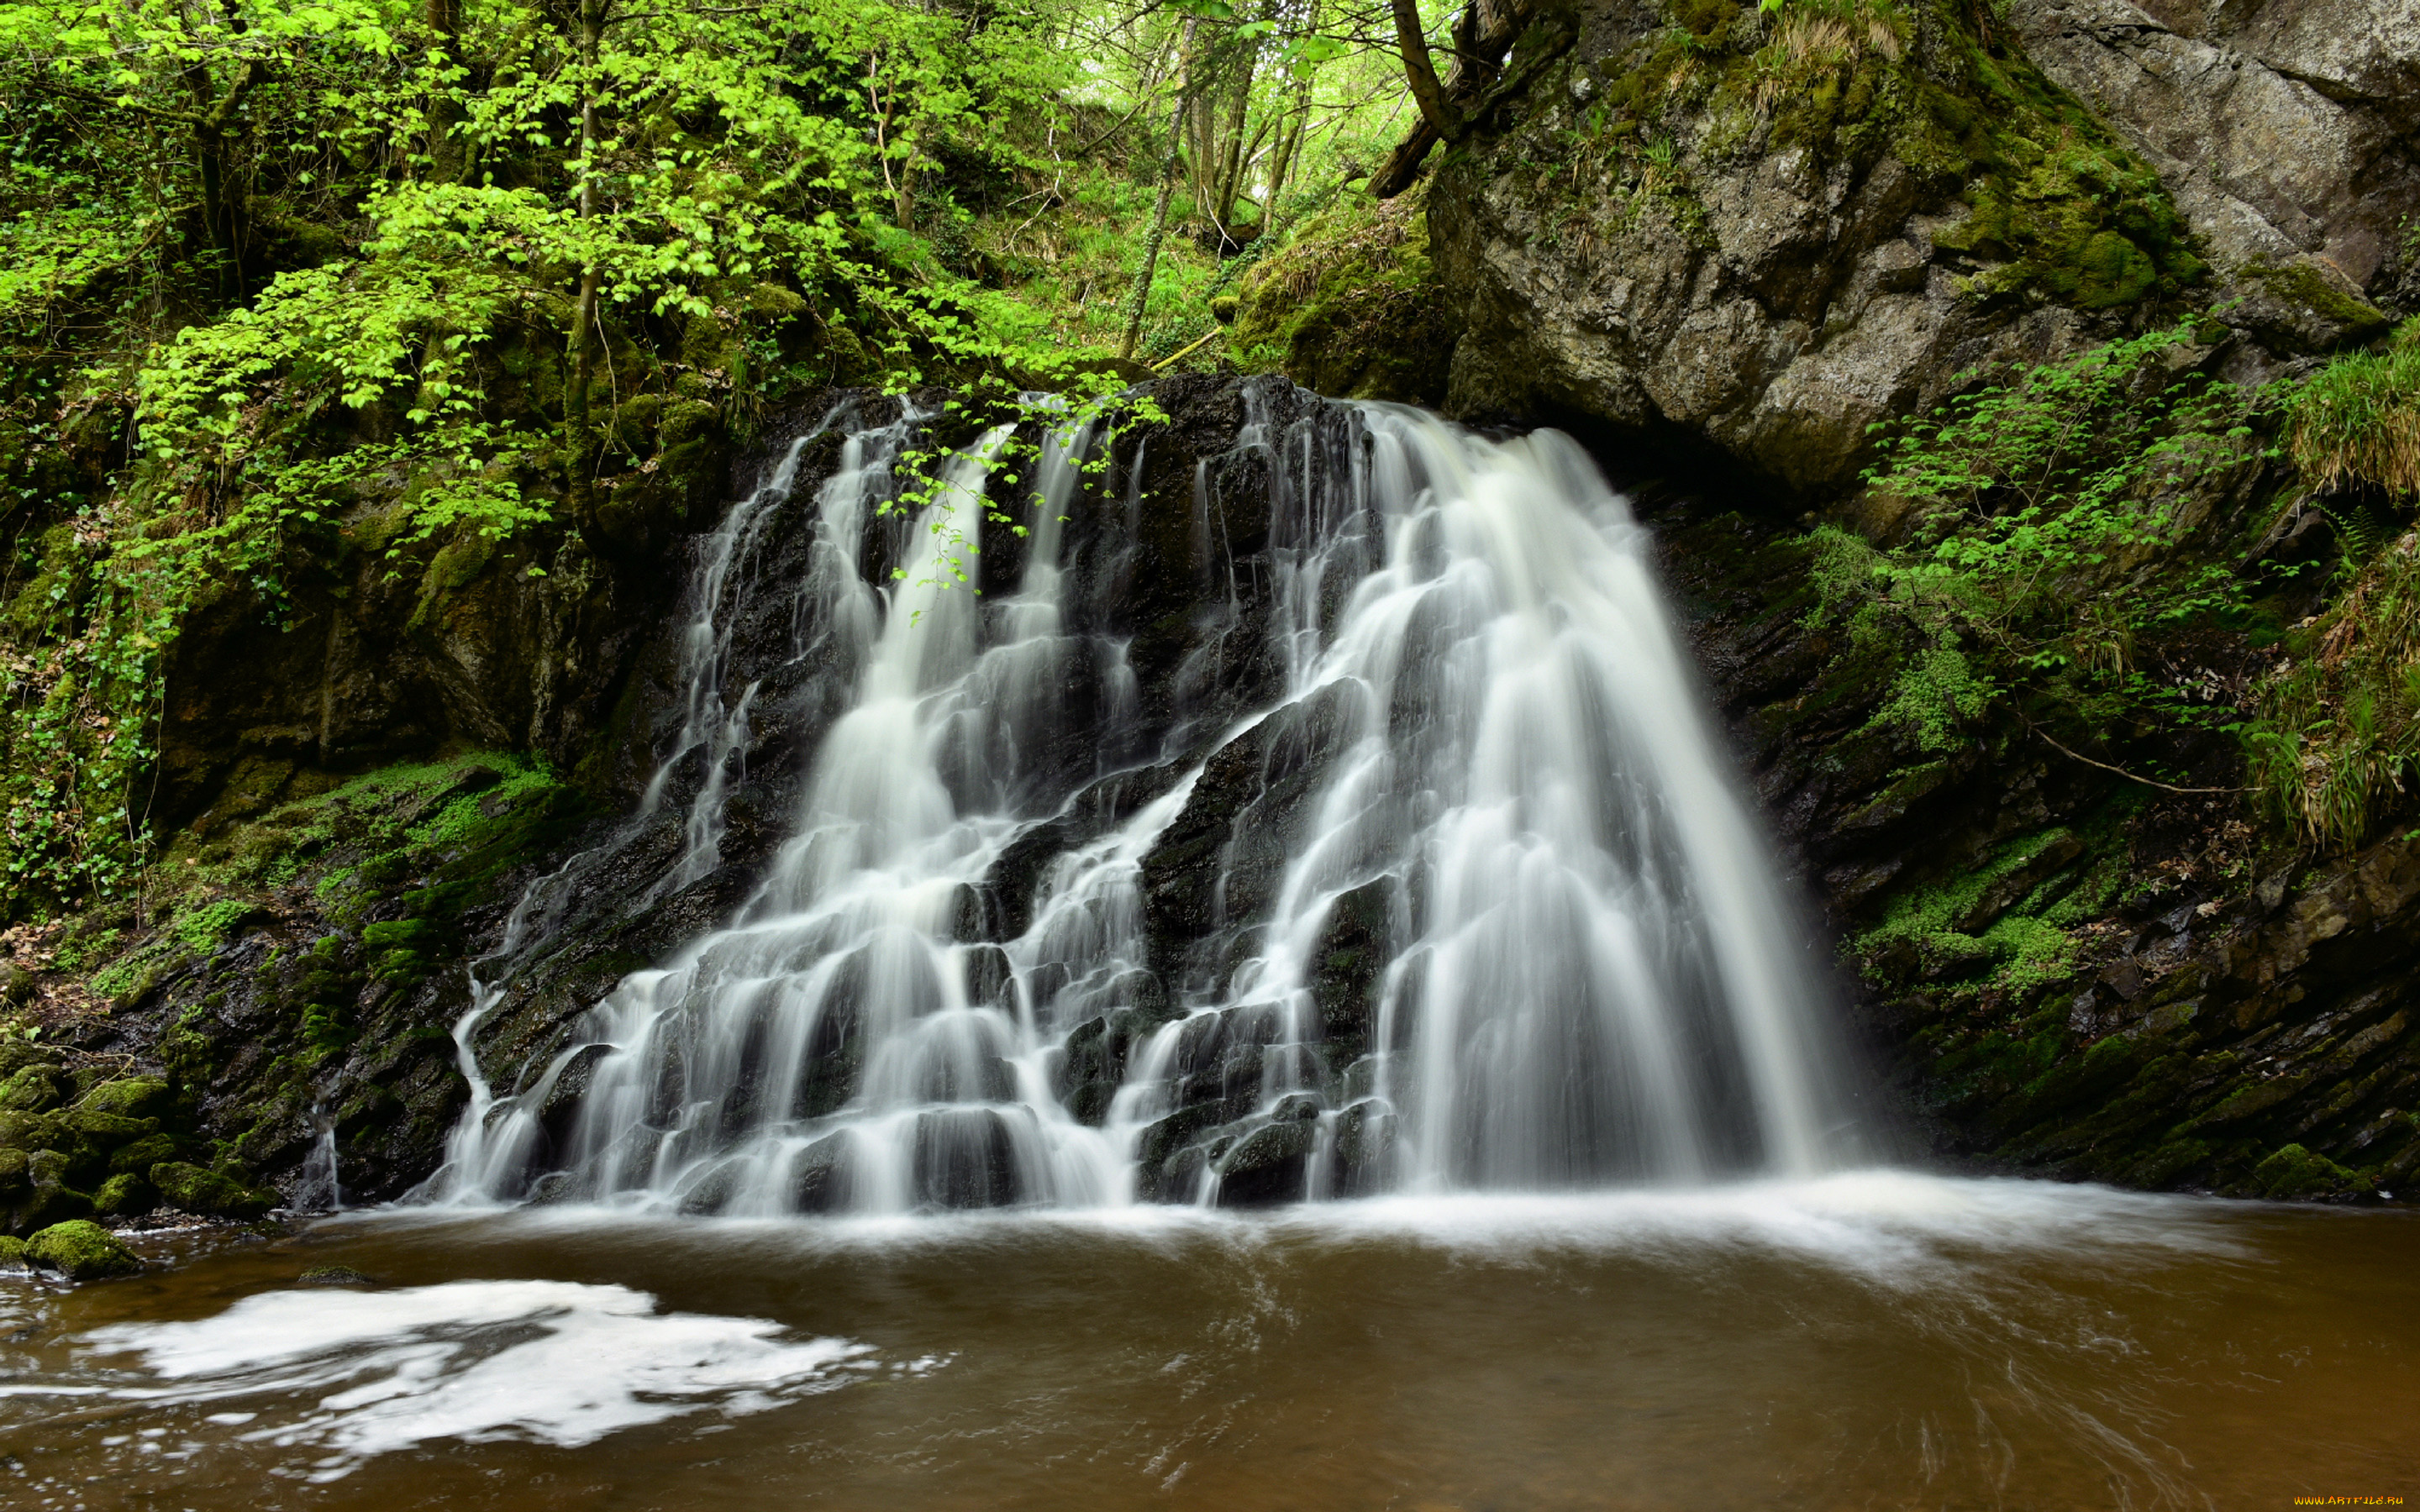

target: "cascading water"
[434,384,1854,1214]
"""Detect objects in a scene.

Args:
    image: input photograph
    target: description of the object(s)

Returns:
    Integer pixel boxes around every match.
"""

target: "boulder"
[24,1220,143,1280]
[1422,0,2418,491]
[1213,1120,1315,1206]
[76,1078,175,1123]
[93,1173,155,1218]
[62,1109,159,1146]
[2005,0,2420,306]
[108,1132,180,1174]
[0,1064,66,1113]
[149,1161,279,1220]
[298,1265,376,1286]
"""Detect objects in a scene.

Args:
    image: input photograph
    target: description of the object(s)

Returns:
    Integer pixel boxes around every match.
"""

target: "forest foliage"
[3,0,2419,931]
[1813,315,2420,851]
[0,0,1439,912]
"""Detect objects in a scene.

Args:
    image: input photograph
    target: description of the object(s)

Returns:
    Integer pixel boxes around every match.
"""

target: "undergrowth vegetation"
[1807,318,2274,772]
[1823,308,2420,1059]
[2251,319,2420,845]
[0,0,1436,920]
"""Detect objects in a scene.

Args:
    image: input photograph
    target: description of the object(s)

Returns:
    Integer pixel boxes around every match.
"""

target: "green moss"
[1563,0,2203,314]
[61,1108,155,1145]
[150,1160,278,1219]
[302,1000,357,1056]
[1975,913,2077,993]
[24,1218,142,1279]
[298,1263,376,1286]
[3,524,82,638]
[0,1063,66,1112]
[1230,187,1458,402]
[92,1171,152,1216]
[108,1131,179,1173]
[1854,827,2084,984]
[87,935,186,1005]
[2246,1142,2374,1200]
[0,1235,24,1268]
[2250,260,2392,338]
[172,899,265,951]
[360,918,434,950]
[77,1077,172,1121]
[15,1174,95,1231]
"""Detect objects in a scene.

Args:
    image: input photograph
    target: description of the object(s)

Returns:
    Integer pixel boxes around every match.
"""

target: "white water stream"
[432,391,1852,1214]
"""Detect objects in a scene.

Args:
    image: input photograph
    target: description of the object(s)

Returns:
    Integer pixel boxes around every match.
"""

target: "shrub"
[2290,319,2420,498]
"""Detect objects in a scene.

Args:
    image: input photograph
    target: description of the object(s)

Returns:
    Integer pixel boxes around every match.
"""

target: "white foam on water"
[75,1280,887,1481]
[351,1169,2250,1290]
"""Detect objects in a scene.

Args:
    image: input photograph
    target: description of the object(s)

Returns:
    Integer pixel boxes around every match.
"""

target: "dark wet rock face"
[45,355,2420,1213]
[1653,503,2420,1199]
[47,380,1369,1210]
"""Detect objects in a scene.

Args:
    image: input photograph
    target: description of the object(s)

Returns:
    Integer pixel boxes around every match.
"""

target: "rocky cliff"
[7,0,2419,1223]
[1652,495,2420,1198]
[8,365,2417,1219]
[1221,0,2420,1200]
[1249,0,2412,492]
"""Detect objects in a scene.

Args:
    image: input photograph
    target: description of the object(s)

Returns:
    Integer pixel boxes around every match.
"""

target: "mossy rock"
[0,1147,25,1192]
[93,1172,154,1218]
[746,281,806,319]
[150,1161,279,1219]
[76,1077,174,1122]
[108,1131,181,1174]
[25,1219,142,1280]
[0,1064,66,1113]
[1232,190,1458,404]
[2245,1143,2373,1200]
[13,1176,96,1234]
[2232,255,2394,355]
[298,1264,375,1287]
[0,1234,24,1268]
[360,917,436,951]
[62,1108,158,1145]
[0,1110,59,1147]
[0,1042,55,1079]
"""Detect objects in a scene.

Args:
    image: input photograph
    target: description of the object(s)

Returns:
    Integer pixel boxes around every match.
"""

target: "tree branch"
[2020,713,2249,795]
[23,75,204,129]
[1390,0,1460,139]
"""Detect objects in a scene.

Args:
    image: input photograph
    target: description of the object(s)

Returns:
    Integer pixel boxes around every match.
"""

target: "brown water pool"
[1,1172,2412,1510]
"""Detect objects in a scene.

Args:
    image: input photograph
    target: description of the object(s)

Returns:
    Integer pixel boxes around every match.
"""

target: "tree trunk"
[183,59,262,302]
[1372,0,1536,198]
[425,0,466,184]
[1259,79,1310,242]
[1390,0,1459,139]
[566,0,608,533]
[1118,15,1200,361]
[1211,63,1255,240]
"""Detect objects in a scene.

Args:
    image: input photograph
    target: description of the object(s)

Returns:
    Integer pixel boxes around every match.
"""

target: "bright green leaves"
[2254,323,2420,844]
[1816,321,2269,764]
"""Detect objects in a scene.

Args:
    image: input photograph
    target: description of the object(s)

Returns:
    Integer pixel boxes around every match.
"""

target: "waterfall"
[297,1112,343,1212]
[432,385,1854,1214]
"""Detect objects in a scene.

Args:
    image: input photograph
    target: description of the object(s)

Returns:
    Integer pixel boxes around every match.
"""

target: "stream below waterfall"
[2,1180,2416,1507]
